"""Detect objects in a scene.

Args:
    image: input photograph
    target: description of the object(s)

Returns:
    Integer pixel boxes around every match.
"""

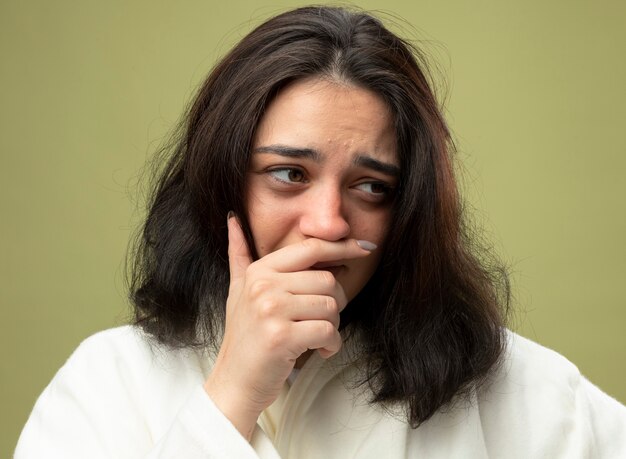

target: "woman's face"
[246,78,399,301]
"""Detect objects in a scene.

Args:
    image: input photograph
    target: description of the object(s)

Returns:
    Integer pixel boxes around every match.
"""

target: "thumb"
[227,213,253,284]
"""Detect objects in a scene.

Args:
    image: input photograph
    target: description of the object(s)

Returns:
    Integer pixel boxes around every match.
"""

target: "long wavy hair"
[129,6,510,427]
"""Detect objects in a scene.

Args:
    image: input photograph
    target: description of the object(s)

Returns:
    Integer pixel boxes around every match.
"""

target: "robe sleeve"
[580,376,626,457]
[145,386,264,458]
[14,328,263,459]
[473,332,626,458]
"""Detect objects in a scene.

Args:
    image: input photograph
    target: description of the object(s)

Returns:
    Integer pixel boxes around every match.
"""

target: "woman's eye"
[268,168,307,184]
[354,181,396,203]
[355,182,391,195]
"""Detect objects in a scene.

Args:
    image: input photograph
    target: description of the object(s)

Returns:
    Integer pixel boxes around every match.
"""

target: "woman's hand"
[203,215,374,440]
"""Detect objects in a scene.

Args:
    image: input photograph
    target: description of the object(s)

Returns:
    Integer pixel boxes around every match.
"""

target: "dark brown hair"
[129,6,510,427]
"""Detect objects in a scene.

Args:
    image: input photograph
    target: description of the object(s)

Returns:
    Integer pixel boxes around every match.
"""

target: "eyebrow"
[253,145,320,161]
[353,154,400,178]
[253,144,399,178]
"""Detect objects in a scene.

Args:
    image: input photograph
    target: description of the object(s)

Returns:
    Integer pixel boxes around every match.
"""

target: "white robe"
[15,326,626,458]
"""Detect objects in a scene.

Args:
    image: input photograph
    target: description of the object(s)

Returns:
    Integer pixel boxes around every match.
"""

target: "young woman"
[16,6,626,458]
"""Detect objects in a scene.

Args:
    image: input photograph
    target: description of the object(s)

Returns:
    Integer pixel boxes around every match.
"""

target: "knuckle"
[248,278,271,297]
[325,296,338,316]
[320,321,335,340]
[317,270,335,287]
[302,238,321,251]
[266,322,289,350]
[258,297,280,318]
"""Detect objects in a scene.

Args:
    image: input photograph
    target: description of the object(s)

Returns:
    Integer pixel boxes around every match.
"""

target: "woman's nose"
[298,188,350,241]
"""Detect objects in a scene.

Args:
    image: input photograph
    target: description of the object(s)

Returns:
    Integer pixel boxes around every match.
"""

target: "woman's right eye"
[267,168,307,184]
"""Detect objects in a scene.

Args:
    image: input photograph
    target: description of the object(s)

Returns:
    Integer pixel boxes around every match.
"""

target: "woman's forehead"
[253,78,398,165]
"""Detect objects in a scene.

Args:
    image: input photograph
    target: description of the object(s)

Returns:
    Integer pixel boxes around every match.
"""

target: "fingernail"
[356,240,377,251]
[227,211,235,220]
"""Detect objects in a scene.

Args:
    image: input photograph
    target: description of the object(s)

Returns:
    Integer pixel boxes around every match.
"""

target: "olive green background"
[1,0,624,455]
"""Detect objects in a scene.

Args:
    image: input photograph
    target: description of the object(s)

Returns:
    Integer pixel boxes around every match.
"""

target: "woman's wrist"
[203,372,262,441]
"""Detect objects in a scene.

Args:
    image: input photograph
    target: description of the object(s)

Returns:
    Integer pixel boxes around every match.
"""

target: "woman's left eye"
[354,181,392,196]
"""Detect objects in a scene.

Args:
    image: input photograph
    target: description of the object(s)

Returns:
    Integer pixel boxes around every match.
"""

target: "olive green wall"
[2,0,624,455]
